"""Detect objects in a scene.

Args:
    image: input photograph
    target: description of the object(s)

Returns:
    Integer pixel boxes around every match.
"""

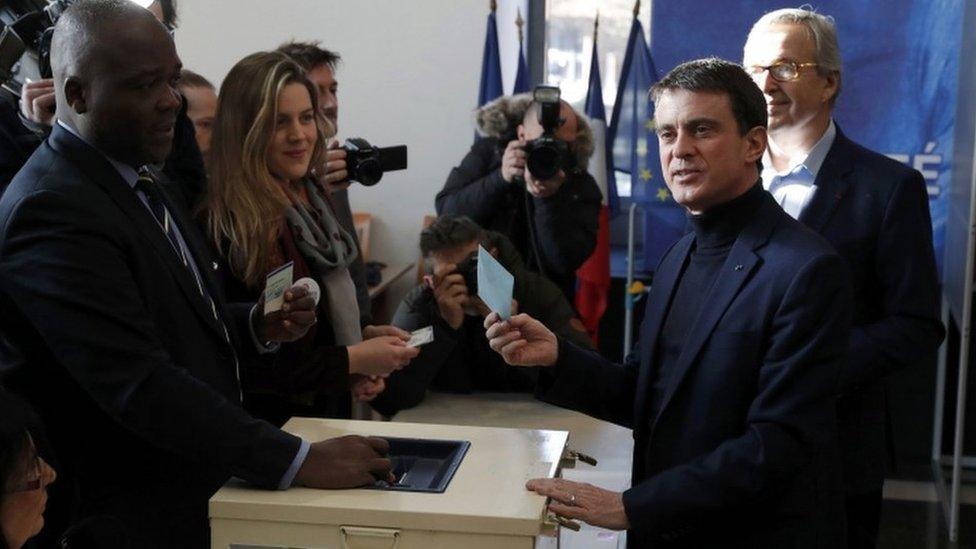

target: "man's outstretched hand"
[484,312,559,367]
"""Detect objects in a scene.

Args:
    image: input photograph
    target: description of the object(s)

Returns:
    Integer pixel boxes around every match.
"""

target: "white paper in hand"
[476,245,514,320]
[407,326,434,347]
[263,261,294,315]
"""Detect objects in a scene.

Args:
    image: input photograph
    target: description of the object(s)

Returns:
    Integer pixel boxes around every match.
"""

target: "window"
[545,0,652,197]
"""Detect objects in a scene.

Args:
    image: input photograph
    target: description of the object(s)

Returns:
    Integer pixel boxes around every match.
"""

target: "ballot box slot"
[370,437,470,493]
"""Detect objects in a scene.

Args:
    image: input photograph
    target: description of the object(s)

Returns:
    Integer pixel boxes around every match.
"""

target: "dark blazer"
[0,125,300,548]
[0,97,42,193]
[539,192,850,548]
[800,127,943,493]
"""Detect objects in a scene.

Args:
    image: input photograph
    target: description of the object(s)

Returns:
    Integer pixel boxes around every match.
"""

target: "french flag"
[575,25,613,342]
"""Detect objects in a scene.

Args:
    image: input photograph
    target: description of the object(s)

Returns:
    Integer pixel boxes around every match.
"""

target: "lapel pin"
[212,262,219,271]
[734,264,744,271]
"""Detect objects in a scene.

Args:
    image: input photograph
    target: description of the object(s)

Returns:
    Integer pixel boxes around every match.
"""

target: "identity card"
[263,261,294,314]
[407,326,434,347]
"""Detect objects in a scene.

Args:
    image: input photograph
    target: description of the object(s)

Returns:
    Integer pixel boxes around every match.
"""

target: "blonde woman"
[205,52,418,425]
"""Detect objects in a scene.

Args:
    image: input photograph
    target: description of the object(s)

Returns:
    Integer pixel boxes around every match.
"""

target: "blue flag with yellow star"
[608,17,686,271]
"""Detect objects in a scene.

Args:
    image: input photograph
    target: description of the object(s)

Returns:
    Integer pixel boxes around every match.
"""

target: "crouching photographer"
[436,86,602,302]
[370,216,593,417]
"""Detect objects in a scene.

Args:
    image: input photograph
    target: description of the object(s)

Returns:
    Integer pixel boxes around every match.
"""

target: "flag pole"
[623,1,641,357]
[516,7,524,46]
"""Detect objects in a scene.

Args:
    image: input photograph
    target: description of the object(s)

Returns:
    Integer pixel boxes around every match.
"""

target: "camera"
[524,84,575,181]
[342,137,407,187]
[1,0,70,98]
[454,252,478,294]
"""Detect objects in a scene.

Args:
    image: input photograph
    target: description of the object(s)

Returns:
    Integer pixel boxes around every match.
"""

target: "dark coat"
[539,192,850,548]
[435,136,602,301]
[800,127,944,493]
[217,192,355,427]
[0,125,300,548]
[370,231,593,416]
[0,96,42,194]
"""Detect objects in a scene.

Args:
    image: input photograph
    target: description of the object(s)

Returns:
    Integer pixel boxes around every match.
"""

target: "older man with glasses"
[744,8,944,549]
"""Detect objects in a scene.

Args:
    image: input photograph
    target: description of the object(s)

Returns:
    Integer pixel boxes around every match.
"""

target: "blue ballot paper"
[477,245,514,320]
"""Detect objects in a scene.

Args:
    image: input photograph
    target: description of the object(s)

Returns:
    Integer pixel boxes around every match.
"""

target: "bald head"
[51,0,182,167]
[52,0,157,83]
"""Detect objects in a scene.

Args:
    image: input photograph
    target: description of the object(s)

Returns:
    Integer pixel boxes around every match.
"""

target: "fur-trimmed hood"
[474,93,595,169]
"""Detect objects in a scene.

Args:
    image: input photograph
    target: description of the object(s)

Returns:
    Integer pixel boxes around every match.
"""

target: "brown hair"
[277,40,341,72]
[178,68,214,91]
[205,51,330,287]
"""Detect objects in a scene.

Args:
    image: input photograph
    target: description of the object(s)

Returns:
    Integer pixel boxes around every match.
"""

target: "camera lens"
[527,143,562,180]
[353,157,383,186]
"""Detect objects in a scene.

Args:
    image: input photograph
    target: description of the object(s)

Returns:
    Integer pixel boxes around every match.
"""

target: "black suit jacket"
[799,127,943,493]
[539,192,850,548]
[0,125,300,548]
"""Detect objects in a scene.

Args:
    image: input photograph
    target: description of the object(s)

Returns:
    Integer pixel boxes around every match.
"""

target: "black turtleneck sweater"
[646,183,766,437]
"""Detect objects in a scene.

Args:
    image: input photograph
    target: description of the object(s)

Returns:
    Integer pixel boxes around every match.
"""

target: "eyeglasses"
[747,61,819,82]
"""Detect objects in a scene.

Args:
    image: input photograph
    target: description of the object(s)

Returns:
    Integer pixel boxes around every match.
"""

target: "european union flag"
[608,17,685,272]
[477,8,503,107]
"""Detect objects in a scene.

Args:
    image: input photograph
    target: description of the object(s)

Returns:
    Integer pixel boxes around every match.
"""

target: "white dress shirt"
[761,120,836,219]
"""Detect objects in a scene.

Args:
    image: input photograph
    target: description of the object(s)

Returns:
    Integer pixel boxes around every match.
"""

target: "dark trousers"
[846,490,883,549]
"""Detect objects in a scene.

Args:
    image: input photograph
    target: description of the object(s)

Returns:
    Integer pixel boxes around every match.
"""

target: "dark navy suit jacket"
[800,127,943,493]
[539,192,850,548]
[0,125,300,548]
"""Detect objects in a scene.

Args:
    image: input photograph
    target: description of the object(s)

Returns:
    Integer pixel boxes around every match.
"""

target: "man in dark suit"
[485,58,851,548]
[743,9,944,547]
[0,2,392,547]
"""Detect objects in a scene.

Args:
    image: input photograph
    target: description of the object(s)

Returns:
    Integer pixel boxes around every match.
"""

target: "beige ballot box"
[209,417,569,549]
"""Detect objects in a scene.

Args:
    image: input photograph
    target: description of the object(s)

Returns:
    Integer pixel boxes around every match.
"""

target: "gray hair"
[748,6,842,104]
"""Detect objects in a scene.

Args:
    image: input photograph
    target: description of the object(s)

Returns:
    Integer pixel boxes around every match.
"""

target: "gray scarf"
[283,179,362,346]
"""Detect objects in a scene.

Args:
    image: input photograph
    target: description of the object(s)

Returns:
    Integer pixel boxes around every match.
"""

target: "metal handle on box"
[340,525,401,549]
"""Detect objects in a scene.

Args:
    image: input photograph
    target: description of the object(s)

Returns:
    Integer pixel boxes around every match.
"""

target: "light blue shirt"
[57,120,309,489]
[761,120,836,219]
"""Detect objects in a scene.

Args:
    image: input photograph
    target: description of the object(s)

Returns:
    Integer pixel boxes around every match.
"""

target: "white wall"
[176,0,524,304]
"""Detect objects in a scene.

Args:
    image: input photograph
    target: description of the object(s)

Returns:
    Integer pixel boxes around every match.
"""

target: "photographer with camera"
[436,88,601,302]
[1,1,207,208]
[370,216,593,416]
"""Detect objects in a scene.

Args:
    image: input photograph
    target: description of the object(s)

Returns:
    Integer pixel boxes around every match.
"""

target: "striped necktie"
[135,169,225,333]
[135,169,240,401]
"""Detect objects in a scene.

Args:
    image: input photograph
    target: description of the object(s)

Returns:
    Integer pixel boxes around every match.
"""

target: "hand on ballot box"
[484,312,558,367]
[295,435,395,488]
[526,477,630,531]
[254,284,317,343]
